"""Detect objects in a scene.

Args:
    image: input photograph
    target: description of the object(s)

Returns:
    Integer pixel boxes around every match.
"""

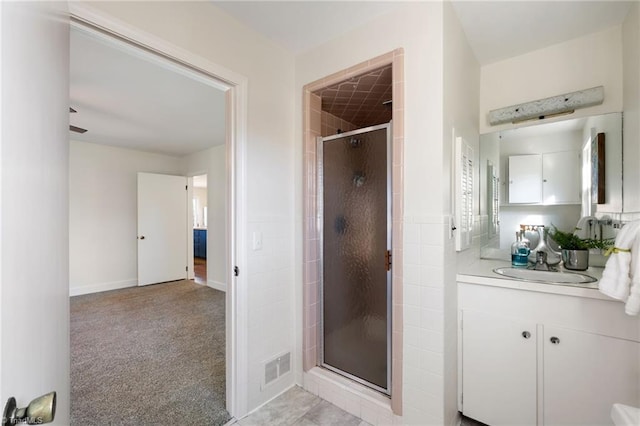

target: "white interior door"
[0,1,71,423]
[137,172,188,286]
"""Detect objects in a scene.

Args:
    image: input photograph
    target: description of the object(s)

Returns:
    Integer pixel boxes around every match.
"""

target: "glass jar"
[511,231,530,267]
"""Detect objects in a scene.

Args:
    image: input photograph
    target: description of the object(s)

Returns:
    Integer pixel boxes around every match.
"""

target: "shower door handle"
[385,250,392,271]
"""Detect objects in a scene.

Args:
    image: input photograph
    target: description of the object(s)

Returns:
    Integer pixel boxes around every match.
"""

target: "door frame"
[69,3,249,418]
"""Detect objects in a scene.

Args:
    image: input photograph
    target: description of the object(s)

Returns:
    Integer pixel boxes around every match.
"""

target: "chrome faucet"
[532,251,551,271]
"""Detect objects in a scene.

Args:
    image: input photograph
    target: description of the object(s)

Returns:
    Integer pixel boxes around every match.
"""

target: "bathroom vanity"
[457,261,640,426]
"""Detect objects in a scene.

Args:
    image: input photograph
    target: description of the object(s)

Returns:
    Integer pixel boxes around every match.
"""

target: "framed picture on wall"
[591,132,605,204]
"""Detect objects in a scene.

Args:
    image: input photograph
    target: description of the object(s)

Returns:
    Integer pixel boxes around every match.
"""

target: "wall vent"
[262,352,291,389]
[264,359,278,385]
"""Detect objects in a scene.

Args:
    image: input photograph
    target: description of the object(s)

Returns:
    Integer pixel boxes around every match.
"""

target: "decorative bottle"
[511,231,530,267]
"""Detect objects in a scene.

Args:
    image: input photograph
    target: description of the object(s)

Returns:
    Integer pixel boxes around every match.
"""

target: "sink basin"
[493,267,597,284]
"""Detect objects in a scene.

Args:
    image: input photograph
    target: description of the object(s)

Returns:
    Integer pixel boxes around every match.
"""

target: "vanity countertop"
[456,259,620,302]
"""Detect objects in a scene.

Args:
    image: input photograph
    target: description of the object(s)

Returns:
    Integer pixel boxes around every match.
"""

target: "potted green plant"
[547,225,613,271]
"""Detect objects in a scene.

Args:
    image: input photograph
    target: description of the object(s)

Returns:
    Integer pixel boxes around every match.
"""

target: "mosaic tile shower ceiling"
[314,65,392,128]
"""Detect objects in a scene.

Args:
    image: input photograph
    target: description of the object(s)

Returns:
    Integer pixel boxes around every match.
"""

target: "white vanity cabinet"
[462,310,537,426]
[541,151,581,204]
[543,326,640,426]
[508,151,580,205]
[508,154,542,204]
[458,281,640,426]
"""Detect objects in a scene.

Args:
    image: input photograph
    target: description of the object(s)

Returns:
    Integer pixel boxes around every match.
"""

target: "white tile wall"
[402,216,446,424]
[614,211,640,223]
[247,216,296,410]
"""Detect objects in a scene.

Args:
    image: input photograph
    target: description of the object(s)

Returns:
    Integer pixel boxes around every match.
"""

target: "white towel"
[627,278,640,315]
[627,229,640,315]
[598,221,640,315]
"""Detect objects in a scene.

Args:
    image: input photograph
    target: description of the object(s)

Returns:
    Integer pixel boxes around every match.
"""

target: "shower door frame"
[316,122,392,395]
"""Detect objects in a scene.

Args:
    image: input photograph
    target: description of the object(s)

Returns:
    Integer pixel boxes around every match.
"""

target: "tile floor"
[233,386,370,426]
[231,385,487,426]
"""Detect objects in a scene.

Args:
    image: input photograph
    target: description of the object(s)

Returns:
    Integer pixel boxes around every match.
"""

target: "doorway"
[192,173,208,285]
[301,50,405,414]
[68,12,243,423]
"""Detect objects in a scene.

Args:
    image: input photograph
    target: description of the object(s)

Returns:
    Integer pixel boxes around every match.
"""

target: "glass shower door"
[318,123,391,394]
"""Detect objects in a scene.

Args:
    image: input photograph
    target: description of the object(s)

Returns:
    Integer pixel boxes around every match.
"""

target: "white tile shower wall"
[403,216,446,425]
[247,216,295,409]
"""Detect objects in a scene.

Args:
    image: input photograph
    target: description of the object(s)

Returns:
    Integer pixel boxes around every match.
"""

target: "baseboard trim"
[207,280,227,292]
[70,279,137,297]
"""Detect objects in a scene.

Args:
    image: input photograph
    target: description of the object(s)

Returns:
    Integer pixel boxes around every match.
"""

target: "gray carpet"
[71,280,230,425]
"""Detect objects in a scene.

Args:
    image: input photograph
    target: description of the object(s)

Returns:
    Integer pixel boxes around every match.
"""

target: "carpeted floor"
[71,280,230,425]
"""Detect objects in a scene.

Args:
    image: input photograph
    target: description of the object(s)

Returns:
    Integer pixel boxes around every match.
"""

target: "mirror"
[479,112,622,257]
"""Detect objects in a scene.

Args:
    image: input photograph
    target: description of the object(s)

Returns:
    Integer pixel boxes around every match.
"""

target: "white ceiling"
[214,1,404,54]
[71,1,633,155]
[70,27,226,157]
[451,1,633,65]
[215,1,633,64]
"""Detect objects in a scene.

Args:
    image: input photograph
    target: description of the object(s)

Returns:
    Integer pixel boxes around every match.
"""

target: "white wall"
[193,187,207,228]
[480,26,623,135]
[444,2,481,425]
[82,1,296,414]
[623,2,640,213]
[69,141,184,295]
[184,145,227,289]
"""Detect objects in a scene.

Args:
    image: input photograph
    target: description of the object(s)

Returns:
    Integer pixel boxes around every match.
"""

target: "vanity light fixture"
[488,86,604,126]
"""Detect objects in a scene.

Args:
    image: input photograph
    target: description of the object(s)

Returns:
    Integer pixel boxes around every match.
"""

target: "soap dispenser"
[511,231,530,267]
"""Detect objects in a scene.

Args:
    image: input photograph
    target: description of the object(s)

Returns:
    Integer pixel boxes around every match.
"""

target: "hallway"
[194,256,207,284]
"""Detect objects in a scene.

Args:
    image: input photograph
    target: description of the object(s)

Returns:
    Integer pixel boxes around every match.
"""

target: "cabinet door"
[462,310,538,426]
[194,230,202,258]
[509,154,542,204]
[542,151,580,204]
[201,230,207,259]
[544,326,640,426]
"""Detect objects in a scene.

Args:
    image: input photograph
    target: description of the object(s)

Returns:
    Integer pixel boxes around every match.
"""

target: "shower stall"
[317,123,392,394]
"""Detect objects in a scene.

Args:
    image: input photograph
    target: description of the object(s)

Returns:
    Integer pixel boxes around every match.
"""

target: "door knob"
[550,336,560,344]
[3,391,56,426]
[139,236,145,240]
[522,331,531,339]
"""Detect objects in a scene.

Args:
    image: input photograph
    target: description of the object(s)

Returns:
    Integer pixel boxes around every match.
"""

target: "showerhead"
[353,173,365,187]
